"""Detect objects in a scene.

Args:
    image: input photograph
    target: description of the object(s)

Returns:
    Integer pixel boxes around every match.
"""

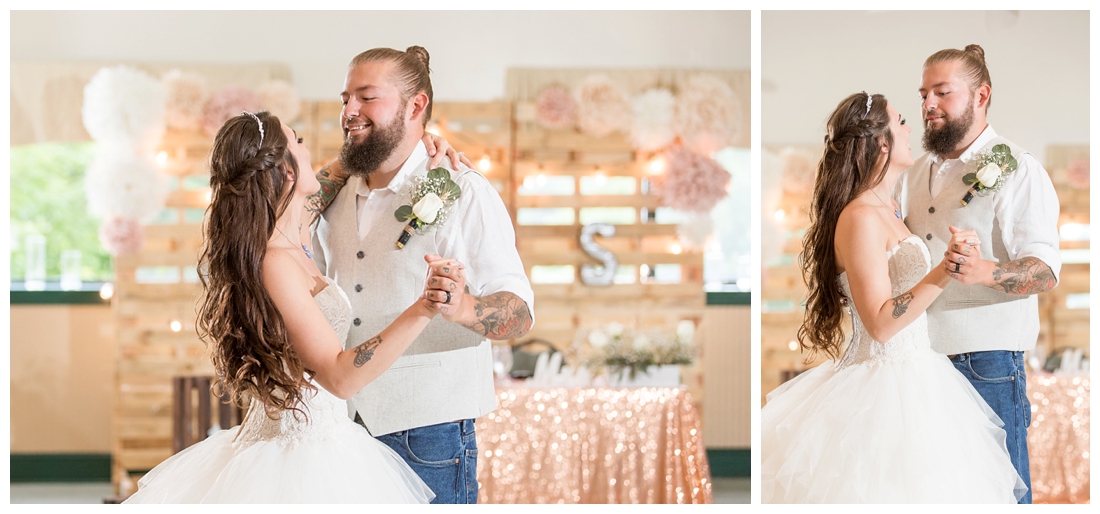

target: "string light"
[99,283,115,300]
[170,319,182,332]
[479,155,491,173]
[647,157,666,176]
[156,151,168,165]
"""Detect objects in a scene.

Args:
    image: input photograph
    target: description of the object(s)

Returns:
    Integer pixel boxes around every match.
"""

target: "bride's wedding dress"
[125,278,434,503]
[762,235,1026,503]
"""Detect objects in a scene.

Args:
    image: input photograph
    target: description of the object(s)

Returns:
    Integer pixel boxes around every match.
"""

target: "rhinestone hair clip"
[242,110,264,146]
[860,91,873,119]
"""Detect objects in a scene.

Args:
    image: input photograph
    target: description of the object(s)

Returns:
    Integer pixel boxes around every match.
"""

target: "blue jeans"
[950,351,1032,504]
[374,419,479,504]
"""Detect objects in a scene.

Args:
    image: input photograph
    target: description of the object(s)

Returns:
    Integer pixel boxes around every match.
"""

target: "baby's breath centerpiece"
[572,321,696,382]
[394,168,461,249]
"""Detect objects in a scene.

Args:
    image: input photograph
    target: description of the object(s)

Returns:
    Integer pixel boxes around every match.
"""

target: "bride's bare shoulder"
[262,248,311,292]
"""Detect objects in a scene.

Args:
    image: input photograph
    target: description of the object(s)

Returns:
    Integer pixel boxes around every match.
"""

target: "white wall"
[762,10,1090,162]
[11,10,749,102]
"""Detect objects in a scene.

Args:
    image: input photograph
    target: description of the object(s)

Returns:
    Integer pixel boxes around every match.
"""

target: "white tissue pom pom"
[98,217,145,257]
[575,74,631,138]
[162,69,208,131]
[84,150,169,222]
[673,74,742,154]
[629,89,676,151]
[82,66,166,151]
[258,80,302,124]
[677,213,714,251]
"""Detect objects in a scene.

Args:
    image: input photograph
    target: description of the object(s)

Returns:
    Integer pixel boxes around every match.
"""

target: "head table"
[474,386,712,504]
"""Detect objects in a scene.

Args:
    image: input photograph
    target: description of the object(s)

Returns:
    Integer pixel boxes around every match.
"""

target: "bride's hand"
[943,226,987,285]
[422,133,474,169]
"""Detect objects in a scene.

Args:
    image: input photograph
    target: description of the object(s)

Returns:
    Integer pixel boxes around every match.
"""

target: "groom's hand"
[423,254,469,320]
[944,226,992,286]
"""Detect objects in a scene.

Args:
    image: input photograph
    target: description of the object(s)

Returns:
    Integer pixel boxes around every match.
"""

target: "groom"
[896,44,1061,504]
[310,46,534,504]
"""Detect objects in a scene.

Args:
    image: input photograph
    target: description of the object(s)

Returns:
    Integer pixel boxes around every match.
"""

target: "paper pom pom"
[1067,157,1090,189]
[82,65,166,151]
[677,212,714,251]
[535,86,576,129]
[654,147,731,213]
[162,70,208,131]
[258,80,302,124]
[779,147,818,196]
[202,86,261,137]
[84,150,169,221]
[98,217,145,257]
[575,74,631,138]
[629,89,677,152]
[673,74,742,154]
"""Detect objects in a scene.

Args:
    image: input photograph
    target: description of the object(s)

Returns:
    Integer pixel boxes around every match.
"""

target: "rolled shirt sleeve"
[435,169,536,325]
[993,152,1062,283]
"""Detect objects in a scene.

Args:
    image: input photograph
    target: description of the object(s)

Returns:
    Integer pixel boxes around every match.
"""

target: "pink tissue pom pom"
[654,147,731,213]
[575,74,631,138]
[202,86,261,137]
[162,70,208,131]
[535,86,576,129]
[99,217,145,257]
[1067,157,1089,189]
[673,74,742,154]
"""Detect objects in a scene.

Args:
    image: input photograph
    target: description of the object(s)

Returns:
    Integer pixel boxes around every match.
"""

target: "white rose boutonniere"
[961,144,1017,206]
[394,168,462,249]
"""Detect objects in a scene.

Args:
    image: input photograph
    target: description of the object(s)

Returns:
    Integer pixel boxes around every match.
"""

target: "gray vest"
[313,161,496,436]
[899,135,1039,355]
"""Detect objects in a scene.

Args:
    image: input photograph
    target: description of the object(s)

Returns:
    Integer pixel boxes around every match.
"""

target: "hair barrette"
[860,92,873,119]
[242,110,264,146]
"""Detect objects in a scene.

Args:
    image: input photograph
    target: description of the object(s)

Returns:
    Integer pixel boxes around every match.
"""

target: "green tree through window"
[10,142,114,284]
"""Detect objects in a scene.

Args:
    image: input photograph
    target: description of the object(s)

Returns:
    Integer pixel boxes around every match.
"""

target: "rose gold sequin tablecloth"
[475,387,713,504]
[1028,374,1090,504]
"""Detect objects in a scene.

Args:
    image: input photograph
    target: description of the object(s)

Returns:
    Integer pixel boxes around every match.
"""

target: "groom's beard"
[922,103,976,158]
[339,112,407,178]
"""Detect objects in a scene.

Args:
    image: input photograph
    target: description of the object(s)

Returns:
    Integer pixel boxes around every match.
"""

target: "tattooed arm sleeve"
[989,256,1057,295]
[459,291,533,340]
[304,159,349,226]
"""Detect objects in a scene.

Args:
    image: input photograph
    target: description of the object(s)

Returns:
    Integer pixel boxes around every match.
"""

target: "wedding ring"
[444,291,452,304]
[953,263,961,273]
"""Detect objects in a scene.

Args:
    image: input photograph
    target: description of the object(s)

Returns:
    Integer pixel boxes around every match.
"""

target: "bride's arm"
[262,251,435,400]
[836,206,951,343]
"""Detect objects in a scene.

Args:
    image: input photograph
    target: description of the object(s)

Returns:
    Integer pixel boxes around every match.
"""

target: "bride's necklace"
[870,188,902,219]
[275,225,313,259]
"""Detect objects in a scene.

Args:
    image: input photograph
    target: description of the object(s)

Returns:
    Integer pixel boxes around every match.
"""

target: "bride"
[125,111,467,503]
[761,92,1026,503]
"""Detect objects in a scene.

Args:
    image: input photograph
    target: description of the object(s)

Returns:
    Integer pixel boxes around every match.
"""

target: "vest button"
[353,318,361,326]
[928,207,935,214]
[926,234,933,240]
[356,251,365,259]
[355,284,363,292]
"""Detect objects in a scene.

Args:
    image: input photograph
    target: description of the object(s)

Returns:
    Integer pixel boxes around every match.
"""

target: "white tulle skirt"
[124,418,434,503]
[761,348,1026,503]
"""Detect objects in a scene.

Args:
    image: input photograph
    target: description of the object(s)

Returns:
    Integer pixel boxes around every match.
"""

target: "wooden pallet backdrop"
[760,144,1091,402]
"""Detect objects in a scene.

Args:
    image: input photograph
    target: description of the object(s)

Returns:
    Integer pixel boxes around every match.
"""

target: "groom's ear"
[407,92,430,124]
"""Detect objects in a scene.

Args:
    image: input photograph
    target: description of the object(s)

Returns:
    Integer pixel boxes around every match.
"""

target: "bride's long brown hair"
[797,93,894,360]
[197,111,315,418]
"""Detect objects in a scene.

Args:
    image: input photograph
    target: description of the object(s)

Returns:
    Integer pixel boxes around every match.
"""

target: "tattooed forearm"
[304,161,349,225]
[461,291,533,340]
[353,336,382,367]
[990,257,1057,295]
[891,291,915,319]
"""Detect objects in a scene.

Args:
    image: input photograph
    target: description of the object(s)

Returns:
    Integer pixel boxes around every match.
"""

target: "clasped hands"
[419,254,469,321]
[942,225,993,286]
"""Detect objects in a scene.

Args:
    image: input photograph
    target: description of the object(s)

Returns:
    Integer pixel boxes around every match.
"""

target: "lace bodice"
[234,278,354,447]
[835,235,934,368]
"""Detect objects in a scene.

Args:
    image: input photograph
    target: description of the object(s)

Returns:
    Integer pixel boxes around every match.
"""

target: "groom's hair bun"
[924,44,993,111]
[349,46,434,127]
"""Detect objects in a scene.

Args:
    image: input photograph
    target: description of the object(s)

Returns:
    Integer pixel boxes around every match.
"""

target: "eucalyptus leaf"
[394,204,413,222]
[427,167,451,181]
[443,180,462,200]
[991,144,1011,156]
[1004,155,1018,173]
[962,173,978,185]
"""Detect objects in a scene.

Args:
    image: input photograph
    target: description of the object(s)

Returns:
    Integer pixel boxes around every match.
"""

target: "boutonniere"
[393,168,462,249]
[960,144,1017,206]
